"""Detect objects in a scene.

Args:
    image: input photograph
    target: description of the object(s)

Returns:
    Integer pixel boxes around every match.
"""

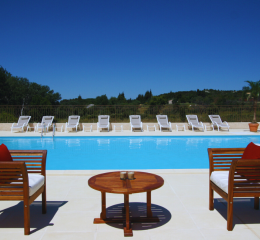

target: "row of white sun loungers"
[10,114,229,133]
[186,115,230,132]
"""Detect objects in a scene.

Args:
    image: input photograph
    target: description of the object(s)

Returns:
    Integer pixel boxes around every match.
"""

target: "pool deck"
[0,128,260,137]
[1,129,260,239]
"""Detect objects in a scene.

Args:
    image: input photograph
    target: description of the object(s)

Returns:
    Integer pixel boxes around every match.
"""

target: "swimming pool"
[0,136,259,170]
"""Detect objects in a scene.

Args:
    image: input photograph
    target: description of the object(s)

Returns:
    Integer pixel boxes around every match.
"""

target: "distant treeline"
[60,89,245,106]
[0,66,61,105]
[0,66,248,106]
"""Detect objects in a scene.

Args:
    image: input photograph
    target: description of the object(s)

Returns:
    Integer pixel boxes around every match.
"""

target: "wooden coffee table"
[88,171,164,237]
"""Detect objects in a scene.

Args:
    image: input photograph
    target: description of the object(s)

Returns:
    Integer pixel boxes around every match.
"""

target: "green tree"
[117,92,126,104]
[144,90,152,102]
[109,97,117,105]
[95,95,109,105]
[136,94,145,104]
[149,96,167,105]
[0,66,11,104]
[243,80,260,123]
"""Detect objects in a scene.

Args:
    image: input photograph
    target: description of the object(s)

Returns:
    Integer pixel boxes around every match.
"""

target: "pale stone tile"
[148,228,204,240]
[189,211,245,230]
[56,198,101,213]
[45,211,98,233]
[201,228,260,240]
[0,230,46,240]
[42,231,96,240]
[96,230,150,240]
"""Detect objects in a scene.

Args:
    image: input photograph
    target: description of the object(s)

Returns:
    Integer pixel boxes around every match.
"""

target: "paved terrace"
[1,129,260,239]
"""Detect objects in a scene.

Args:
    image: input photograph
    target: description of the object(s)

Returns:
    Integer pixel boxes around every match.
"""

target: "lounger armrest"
[200,122,204,126]
[11,123,16,127]
[223,121,229,126]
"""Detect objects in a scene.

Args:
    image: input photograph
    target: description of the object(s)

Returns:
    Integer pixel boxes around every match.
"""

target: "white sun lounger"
[65,115,80,132]
[11,116,31,133]
[186,115,205,131]
[156,115,172,132]
[97,115,110,132]
[129,115,143,132]
[209,115,230,131]
[36,116,54,132]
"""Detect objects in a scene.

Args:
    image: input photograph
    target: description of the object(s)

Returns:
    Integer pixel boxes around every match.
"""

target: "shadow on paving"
[214,198,260,228]
[105,202,171,231]
[0,201,67,233]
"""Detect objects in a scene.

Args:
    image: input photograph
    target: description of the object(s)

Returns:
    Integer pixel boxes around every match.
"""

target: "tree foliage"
[0,66,61,105]
[243,80,260,123]
[1,66,250,107]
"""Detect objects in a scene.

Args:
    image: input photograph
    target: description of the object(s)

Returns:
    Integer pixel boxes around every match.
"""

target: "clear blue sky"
[1,0,259,100]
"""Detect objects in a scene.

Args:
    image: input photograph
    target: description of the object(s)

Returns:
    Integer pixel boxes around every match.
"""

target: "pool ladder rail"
[41,125,44,138]
[52,123,55,138]
[40,124,55,138]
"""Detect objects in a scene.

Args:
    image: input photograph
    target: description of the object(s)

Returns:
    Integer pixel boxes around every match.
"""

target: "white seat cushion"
[1,174,44,196]
[28,174,45,196]
[210,171,259,194]
[210,171,229,193]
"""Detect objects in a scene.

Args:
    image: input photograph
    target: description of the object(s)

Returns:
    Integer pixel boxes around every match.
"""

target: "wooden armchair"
[208,148,260,230]
[0,150,47,235]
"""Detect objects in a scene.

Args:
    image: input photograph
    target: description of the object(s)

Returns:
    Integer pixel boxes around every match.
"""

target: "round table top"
[88,171,164,194]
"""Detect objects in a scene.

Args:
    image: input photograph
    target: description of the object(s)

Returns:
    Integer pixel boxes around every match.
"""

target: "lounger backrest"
[209,115,222,124]
[157,115,168,125]
[98,115,110,125]
[17,116,31,126]
[41,116,54,125]
[130,115,141,125]
[68,115,80,125]
[186,115,199,125]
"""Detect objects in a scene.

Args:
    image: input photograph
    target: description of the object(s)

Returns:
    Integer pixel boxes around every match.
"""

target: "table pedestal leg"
[124,194,133,237]
[122,194,127,213]
[101,192,106,219]
[94,192,106,223]
[147,191,152,217]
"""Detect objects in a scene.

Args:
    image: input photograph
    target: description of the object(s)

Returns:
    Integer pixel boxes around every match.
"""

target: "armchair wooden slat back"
[10,150,46,175]
[208,148,244,173]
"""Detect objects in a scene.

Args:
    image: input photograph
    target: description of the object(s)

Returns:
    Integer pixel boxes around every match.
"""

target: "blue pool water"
[0,136,259,170]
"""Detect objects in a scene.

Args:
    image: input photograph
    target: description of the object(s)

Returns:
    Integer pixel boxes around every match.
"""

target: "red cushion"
[241,142,260,159]
[241,142,260,181]
[0,144,13,162]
